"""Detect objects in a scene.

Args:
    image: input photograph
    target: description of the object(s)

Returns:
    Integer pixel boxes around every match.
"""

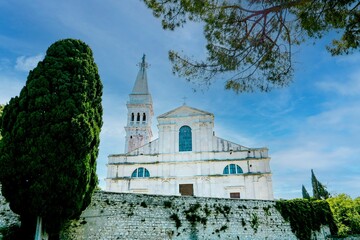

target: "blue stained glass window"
[131,167,150,178]
[131,169,138,177]
[230,164,236,174]
[138,167,144,177]
[179,126,192,152]
[237,165,243,174]
[223,164,243,175]
[144,169,150,177]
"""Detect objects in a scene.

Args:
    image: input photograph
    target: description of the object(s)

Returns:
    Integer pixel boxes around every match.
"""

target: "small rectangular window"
[179,184,194,196]
[230,192,240,198]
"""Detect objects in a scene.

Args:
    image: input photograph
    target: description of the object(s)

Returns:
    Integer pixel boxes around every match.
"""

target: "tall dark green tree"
[0,104,4,140]
[302,185,311,199]
[143,0,360,92]
[0,39,102,238]
[312,169,330,200]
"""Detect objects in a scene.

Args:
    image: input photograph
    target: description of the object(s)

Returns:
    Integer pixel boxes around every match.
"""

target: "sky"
[0,0,359,199]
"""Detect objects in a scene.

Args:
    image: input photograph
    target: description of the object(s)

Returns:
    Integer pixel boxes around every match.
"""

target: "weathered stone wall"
[0,188,335,239]
[0,185,20,238]
[61,191,331,240]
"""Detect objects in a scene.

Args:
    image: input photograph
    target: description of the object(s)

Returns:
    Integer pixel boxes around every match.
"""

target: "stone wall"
[61,191,332,240]
[0,185,20,238]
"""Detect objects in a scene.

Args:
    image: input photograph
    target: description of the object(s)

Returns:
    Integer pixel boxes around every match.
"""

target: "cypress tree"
[0,39,102,238]
[0,104,3,140]
[311,169,330,200]
[302,185,311,199]
[312,169,320,199]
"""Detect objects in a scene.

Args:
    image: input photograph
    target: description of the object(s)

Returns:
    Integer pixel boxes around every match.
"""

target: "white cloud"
[15,54,44,72]
[268,87,360,199]
[271,100,360,170]
[336,52,360,64]
[0,58,11,71]
[306,104,360,132]
[273,145,355,170]
[0,74,24,104]
[316,70,360,96]
[215,124,257,147]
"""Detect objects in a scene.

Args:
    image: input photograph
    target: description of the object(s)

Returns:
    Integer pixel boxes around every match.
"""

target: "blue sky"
[1,1,359,199]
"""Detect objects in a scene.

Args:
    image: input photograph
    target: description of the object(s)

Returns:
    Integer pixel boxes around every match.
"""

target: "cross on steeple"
[132,54,150,94]
[138,54,149,69]
[182,96,187,105]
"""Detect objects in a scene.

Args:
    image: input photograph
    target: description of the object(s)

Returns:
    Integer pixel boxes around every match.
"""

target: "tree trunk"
[34,216,49,240]
[34,216,42,240]
[18,215,36,239]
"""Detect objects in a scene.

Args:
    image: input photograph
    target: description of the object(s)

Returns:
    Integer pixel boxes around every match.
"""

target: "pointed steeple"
[132,54,149,94]
[125,55,154,153]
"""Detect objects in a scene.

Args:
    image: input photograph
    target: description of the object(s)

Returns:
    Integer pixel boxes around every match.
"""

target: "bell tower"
[124,55,153,153]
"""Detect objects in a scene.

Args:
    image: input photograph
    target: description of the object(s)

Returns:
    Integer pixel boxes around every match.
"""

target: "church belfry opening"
[179,125,192,152]
[137,113,140,122]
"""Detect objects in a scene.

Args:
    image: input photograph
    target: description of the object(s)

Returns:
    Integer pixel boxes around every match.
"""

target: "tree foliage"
[327,194,360,237]
[0,104,4,140]
[311,169,330,200]
[355,197,360,214]
[275,198,337,240]
[302,184,310,199]
[143,0,360,93]
[0,39,103,237]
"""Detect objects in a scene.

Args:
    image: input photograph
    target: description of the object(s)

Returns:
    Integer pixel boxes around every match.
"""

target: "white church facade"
[105,56,274,200]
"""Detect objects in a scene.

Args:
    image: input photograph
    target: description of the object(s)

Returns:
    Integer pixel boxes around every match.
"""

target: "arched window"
[179,125,192,152]
[143,113,146,122]
[131,167,150,178]
[131,113,135,121]
[136,113,140,122]
[223,164,243,175]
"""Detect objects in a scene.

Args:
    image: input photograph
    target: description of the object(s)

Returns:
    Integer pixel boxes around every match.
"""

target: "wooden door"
[179,184,193,196]
[230,192,240,199]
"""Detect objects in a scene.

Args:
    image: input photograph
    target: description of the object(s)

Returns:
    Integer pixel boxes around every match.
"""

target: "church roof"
[158,105,214,119]
[131,55,149,95]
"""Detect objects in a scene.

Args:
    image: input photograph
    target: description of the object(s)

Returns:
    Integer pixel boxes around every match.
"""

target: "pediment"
[158,105,213,119]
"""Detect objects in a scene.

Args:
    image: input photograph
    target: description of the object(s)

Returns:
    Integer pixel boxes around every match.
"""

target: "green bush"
[275,199,337,240]
[327,194,360,237]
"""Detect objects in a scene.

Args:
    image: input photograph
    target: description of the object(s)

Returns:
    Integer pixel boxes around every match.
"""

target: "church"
[105,56,274,200]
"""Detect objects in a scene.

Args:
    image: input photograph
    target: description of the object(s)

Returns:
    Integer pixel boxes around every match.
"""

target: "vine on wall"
[275,199,338,240]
